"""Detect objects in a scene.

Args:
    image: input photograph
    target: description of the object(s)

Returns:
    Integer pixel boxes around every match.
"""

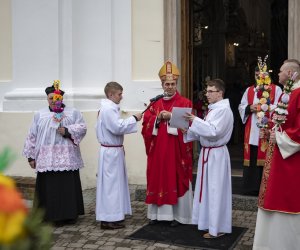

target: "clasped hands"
[158,111,171,120]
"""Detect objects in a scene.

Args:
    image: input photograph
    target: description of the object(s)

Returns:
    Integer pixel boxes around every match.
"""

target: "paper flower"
[256,55,272,128]
[272,72,299,127]
[52,80,65,123]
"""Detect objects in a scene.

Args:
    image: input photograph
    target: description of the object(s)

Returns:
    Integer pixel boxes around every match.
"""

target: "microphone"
[150,93,165,102]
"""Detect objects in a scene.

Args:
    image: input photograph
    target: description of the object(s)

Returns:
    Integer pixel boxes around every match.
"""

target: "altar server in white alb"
[183,79,234,239]
[96,81,143,230]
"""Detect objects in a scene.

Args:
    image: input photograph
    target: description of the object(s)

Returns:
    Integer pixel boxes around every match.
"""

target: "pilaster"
[288,0,300,60]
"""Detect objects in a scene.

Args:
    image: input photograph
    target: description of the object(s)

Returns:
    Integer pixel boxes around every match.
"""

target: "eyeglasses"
[206,90,220,94]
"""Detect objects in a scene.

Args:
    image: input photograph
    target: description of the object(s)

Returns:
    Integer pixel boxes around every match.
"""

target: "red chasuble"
[259,87,300,213]
[243,84,276,166]
[141,92,193,206]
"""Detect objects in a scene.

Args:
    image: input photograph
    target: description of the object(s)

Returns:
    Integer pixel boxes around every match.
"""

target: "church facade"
[0,0,299,188]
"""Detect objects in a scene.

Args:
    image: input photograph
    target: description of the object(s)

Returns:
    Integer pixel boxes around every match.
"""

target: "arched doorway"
[181,0,288,188]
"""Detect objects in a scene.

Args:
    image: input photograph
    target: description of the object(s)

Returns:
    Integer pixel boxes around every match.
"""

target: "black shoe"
[148,220,158,225]
[101,222,125,230]
[170,220,181,227]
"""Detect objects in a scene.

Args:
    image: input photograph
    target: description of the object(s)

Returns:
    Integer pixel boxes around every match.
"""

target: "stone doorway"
[181,0,288,176]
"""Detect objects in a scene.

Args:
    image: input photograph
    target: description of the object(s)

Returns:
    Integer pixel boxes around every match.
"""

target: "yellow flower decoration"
[0,174,15,189]
[260,98,267,104]
[264,76,271,84]
[0,174,28,244]
[53,80,60,90]
[53,94,63,101]
[0,210,27,244]
[256,78,263,85]
[262,91,269,98]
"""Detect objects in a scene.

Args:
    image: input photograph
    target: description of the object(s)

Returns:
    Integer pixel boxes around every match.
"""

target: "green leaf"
[0,147,15,172]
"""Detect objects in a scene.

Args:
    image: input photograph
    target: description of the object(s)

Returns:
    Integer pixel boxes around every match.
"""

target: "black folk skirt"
[35,169,85,222]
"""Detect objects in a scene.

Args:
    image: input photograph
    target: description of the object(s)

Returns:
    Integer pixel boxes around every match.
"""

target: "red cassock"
[141,92,193,206]
[260,87,300,213]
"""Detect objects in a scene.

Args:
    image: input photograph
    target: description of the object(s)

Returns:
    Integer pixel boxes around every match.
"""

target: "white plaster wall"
[0,0,12,81]
[132,0,164,80]
[0,111,147,189]
[0,0,164,188]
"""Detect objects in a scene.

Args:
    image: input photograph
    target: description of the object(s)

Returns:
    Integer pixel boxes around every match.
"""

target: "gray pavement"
[51,188,256,250]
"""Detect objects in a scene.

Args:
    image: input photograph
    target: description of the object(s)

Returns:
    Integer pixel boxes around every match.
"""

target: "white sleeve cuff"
[276,131,300,159]
[152,117,158,136]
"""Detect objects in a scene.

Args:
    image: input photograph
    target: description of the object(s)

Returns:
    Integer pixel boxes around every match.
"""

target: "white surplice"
[184,99,234,236]
[23,107,87,172]
[95,99,138,222]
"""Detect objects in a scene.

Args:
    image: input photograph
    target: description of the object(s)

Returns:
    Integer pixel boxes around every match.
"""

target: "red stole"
[243,84,276,166]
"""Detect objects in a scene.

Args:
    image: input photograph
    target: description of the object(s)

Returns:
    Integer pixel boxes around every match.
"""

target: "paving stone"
[82,244,98,249]
[50,187,256,250]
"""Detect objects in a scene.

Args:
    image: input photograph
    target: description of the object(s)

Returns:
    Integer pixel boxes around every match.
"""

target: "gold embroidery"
[260,139,268,152]
[258,142,274,207]
[244,143,249,154]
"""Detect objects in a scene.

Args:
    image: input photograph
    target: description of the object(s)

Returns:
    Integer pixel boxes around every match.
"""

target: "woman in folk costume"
[95,82,143,230]
[23,80,86,226]
[253,59,300,250]
[141,61,193,227]
[184,79,234,238]
[238,57,282,196]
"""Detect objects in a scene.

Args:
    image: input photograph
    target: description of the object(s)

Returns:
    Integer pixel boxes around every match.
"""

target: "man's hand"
[29,160,36,169]
[184,112,196,122]
[159,111,171,120]
[134,113,143,121]
[250,104,258,113]
[180,128,188,134]
[57,127,66,136]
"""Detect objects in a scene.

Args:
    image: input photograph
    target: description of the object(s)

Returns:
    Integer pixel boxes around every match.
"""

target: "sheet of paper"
[169,107,192,129]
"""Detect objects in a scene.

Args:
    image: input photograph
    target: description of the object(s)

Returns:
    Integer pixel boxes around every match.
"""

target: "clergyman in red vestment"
[141,61,193,227]
[253,59,300,249]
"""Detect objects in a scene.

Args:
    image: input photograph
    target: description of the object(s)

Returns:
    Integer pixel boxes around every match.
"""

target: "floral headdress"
[52,80,65,123]
[255,55,272,128]
[272,71,299,130]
